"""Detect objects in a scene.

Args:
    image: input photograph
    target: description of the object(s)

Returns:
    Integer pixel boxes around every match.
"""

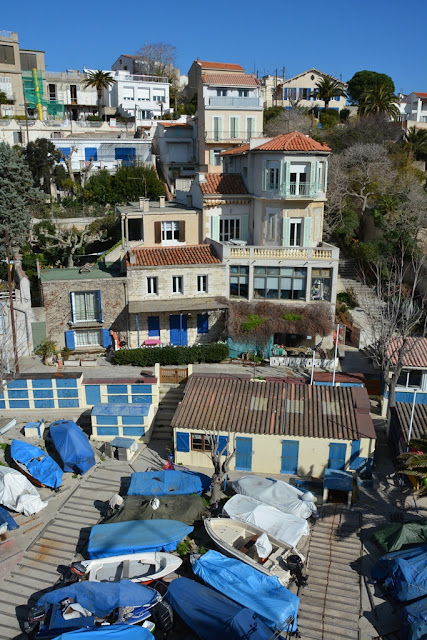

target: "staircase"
[151,384,185,443]
[338,258,359,280]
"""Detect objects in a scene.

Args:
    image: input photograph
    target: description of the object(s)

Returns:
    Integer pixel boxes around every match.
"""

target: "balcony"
[208,239,339,262]
[273,181,324,199]
[205,130,263,143]
[208,97,263,108]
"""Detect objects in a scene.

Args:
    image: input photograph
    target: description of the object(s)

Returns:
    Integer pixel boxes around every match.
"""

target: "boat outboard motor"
[70,561,87,577]
[287,554,308,587]
[24,605,46,634]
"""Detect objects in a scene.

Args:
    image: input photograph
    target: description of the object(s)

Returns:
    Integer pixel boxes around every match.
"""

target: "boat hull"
[79,552,182,583]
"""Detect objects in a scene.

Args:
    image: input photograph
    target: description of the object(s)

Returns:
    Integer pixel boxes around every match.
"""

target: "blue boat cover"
[49,420,95,475]
[165,577,272,640]
[401,597,427,640]
[87,520,193,559]
[371,543,427,601]
[193,549,299,631]
[11,439,63,489]
[52,624,154,640]
[37,580,158,618]
[0,506,19,530]
[127,470,205,496]
[323,469,353,492]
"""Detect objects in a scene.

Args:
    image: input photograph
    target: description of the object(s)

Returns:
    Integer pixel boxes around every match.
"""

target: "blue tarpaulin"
[11,440,63,489]
[401,597,427,640]
[165,577,272,640]
[49,420,95,475]
[51,624,154,640]
[371,543,427,601]
[127,470,205,496]
[0,506,18,530]
[87,520,193,559]
[37,580,158,618]
[193,550,299,631]
[323,469,353,492]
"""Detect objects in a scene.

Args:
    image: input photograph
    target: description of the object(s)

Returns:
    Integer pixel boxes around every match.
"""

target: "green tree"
[347,70,395,105]
[313,75,346,111]
[399,434,427,497]
[319,108,340,129]
[111,165,165,203]
[0,142,43,260]
[404,127,427,161]
[83,71,116,121]
[84,169,115,206]
[22,138,61,193]
[263,106,285,124]
[359,83,400,120]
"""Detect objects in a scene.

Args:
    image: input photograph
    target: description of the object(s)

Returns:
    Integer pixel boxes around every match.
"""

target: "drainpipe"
[406,389,418,450]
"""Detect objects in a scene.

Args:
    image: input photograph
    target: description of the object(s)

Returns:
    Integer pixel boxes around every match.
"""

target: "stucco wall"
[142,211,201,246]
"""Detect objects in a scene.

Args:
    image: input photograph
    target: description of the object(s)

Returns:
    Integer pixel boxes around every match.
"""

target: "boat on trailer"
[71,551,182,584]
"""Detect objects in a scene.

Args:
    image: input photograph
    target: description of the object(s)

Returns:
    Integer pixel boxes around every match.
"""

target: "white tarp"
[0,467,47,516]
[232,476,318,520]
[223,494,310,548]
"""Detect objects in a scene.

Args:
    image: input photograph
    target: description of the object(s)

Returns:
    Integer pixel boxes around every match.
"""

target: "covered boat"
[127,470,208,496]
[401,597,427,640]
[233,476,318,519]
[371,543,427,601]
[48,624,154,640]
[165,577,272,640]
[72,551,182,583]
[87,520,193,559]
[193,549,299,632]
[0,467,47,515]
[49,420,95,475]
[104,494,206,526]
[372,521,427,553]
[223,494,309,549]
[11,440,63,489]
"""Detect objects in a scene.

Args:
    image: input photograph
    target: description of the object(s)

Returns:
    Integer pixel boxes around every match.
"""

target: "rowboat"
[71,551,182,583]
[10,440,63,490]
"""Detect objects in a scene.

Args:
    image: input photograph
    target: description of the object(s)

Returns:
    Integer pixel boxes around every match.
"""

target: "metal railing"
[208,97,262,108]
[205,130,263,142]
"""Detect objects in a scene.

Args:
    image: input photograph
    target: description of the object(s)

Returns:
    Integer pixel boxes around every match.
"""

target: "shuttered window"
[176,432,190,452]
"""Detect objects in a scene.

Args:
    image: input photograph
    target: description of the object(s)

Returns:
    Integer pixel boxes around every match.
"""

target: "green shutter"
[240,214,249,241]
[209,150,215,166]
[303,217,311,247]
[284,161,290,196]
[211,215,219,241]
[323,161,328,192]
[282,216,290,246]
[262,159,267,191]
[279,160,285,193]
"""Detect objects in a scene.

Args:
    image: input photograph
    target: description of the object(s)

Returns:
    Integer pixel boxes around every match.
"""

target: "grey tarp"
[372,521,427,553]
[103,494,206,526]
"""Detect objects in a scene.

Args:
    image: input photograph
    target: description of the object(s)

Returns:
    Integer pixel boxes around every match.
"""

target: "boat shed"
[171,374,376,478]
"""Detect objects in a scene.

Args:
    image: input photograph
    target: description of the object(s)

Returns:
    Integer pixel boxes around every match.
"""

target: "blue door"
[328,443,347,470]
[281,440,299,474]
[170,314,187,346]
[148,316,160,337]
[235,437,252,471]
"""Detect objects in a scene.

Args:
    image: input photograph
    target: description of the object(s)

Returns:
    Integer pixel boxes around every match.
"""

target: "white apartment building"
[398,92,427,130]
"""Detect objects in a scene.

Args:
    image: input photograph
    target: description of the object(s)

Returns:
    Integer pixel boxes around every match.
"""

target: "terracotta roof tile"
[387,337,427,368]
[221,144,250,157]
[129,245,221,267]
[197,61,245,71]
[415,92,427,99]
[254,131,331,152]
[199,173,248,195]
[201,74,260,87]
[161,123,192,128]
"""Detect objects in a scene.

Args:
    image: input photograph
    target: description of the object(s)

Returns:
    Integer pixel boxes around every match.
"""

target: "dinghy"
[11,440,63,489]
[204,517,303,586]
[71,551,182,583]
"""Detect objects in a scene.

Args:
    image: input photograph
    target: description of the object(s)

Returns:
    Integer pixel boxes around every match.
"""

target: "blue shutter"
[148,316,160,337]
[299,88,303,99]
[115,148,136,165]
[176,432,190,452]
[328,443,347,470]
[282,217,290,246]
[284,88,288,100]
[197,313,209,334]
[292,88,297,100]
[235,437,252,471]
[349,440,363,470]
[281,440,299,474]
[217,435,228,456]
[101,328,111,348]
[85,147,98,161]
[240,214,249,241]
[97,290,102,322]
[59,147,71,161]
[307,88,311,99]
[65,330,75,350]
[70,292,75,323]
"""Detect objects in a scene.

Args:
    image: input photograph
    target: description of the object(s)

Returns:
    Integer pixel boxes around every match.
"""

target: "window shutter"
[65,330,75,350]
[262,159,267,191]
[299,88,303,99]
[350,440,361,470]
[240,214,249,241]
[101,328,111,348]
[178,220,185,242]
[154,221,161,244]
[293,88,297,100]
[197,313,209,334]
[323,161,328,192]
[209,150,215,166]
[176,432,190,452]
[284,88,288,100]
[70,292,75,323]
[217,435,228,456]
[97,290,102,323]
[282,216,290,247]
[279,160,285,191]
[303,217,311,247]
[211,215,219,241]
[307,88,311,99]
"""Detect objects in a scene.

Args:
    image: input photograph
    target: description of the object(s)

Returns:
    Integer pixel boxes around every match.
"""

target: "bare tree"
[32,219,108,267]
[264,107,312,136]
[57,146,77,183]
[135,42,177,79]
[204,428,236,506]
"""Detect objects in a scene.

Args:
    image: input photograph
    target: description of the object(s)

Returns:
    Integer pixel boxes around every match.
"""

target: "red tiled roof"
[199,173,248,195]
[129,245,221,267]
[415,92,427,99]
[254,131,331,152]
[202,74,259,87]
[197,60,245,71]
[161,123,192,128]
[387,337,427,368]
[171,374,375,440]
[221,144,250,157]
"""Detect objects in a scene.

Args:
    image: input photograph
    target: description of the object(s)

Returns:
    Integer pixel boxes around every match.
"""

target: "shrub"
[241,314,267,333]
[113,342,229,367]
[337,288,358,309]
[282,312,303,322]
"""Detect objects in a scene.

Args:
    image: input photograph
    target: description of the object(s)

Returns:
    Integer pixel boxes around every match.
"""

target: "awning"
[128,298,229,314]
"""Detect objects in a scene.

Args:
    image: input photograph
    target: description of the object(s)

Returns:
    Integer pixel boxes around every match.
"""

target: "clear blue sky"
[3,0,427,95]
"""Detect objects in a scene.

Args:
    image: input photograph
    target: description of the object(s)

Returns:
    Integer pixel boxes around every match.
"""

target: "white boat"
[71,551,182,583]
[204,517,304,586]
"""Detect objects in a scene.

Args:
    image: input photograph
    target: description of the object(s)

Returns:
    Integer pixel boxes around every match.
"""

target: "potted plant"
[36,339,58,366]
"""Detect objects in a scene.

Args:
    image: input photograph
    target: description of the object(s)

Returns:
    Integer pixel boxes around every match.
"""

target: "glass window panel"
[192,434,202,449]
[293,278,306,290]
[267,267,280,275]
[280,268,294,276]
[240,282,249,298]
[254,277,266,288]
[267,277,279,288]
[408,371,422,387]
[240,266,249,274]
[254,267,266,274]
[230,266,239,274]
[294,268,307,277]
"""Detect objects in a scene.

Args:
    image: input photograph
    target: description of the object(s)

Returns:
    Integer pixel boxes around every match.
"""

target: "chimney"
[159,195,166,207]
[129,252,136,265]
[139,197,150,211]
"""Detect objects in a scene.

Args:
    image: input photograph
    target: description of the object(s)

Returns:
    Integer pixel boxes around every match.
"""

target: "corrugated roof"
[199,173,248,195]
[129,245,221,267]
[171,375,375,440]
[254,131,331,152]
[387,338,427,368]
[197,61,245,71]
[394,403,427,441]
[202,74,260,87]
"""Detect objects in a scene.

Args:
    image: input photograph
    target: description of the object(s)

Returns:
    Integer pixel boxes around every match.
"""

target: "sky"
[3,0,427,95]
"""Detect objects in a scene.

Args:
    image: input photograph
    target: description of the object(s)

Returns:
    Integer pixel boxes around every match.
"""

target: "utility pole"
[5,230,19,374]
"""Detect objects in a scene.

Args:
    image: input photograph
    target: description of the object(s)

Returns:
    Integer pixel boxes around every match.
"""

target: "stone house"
[261,68,346,112]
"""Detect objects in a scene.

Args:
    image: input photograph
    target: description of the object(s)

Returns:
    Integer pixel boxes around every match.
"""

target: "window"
[191,434,212,451]
[0,45,15,65]
[20,52,37,71]
[230,265,249,298]
[216,89,227,97]
[268,161,280,190]
[289,164,309,195]
[48,84,56,101]
[289,219,302,246]
[172,276,183,294]
[70,85,77,105]
[397,371,422,388]
[211,149,223,167]
[238,89,249,97]
[162,221,179,241]
[253,267,307,300]
[72,291,101,322]
[147,277,158,295]
[220,218,240,242]
[311,268,331,301]
[197,275,208,293]
[213,117,223,141]
[75,329,102,347]
[230,117,239,139]
[266,212,277,242]
[246,117,256,139]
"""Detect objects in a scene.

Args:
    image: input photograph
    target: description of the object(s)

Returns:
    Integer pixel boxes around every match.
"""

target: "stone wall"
[127,263,226,301]
[128,309,225,347]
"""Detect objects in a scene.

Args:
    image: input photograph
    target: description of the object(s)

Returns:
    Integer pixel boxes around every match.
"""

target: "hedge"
[113,342,229,367]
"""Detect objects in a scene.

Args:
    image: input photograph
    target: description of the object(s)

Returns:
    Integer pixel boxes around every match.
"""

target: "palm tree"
[83,71,116,121]
[398,434,427,496]
[313,75,346,111]
[404,127,427,161]
[0,90,7,118]
[359,83,400,121]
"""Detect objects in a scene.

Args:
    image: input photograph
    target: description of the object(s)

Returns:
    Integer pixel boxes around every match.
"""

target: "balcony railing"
[208,239,340,262]
[274,181,323,199]
[208,97,262,108]
[205,130,263,142]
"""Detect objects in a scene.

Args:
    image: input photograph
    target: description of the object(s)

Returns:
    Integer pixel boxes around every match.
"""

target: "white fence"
[270,356,339,370]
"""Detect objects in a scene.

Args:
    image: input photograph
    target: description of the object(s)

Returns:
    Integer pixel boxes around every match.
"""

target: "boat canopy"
[165,577,272,640]
[11,439,63,489]
[51,624,154,640]
[0,467,47,515]
[233,476,318,519]
[371,544,427,601]
[193,549,299,631]
[372,521,427,553]
[104,494,206,526]
[223,494,309,549]
[401,597,427,640]
[87,519,193,559]
[49,420,95,475]
[127,470,208,496]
